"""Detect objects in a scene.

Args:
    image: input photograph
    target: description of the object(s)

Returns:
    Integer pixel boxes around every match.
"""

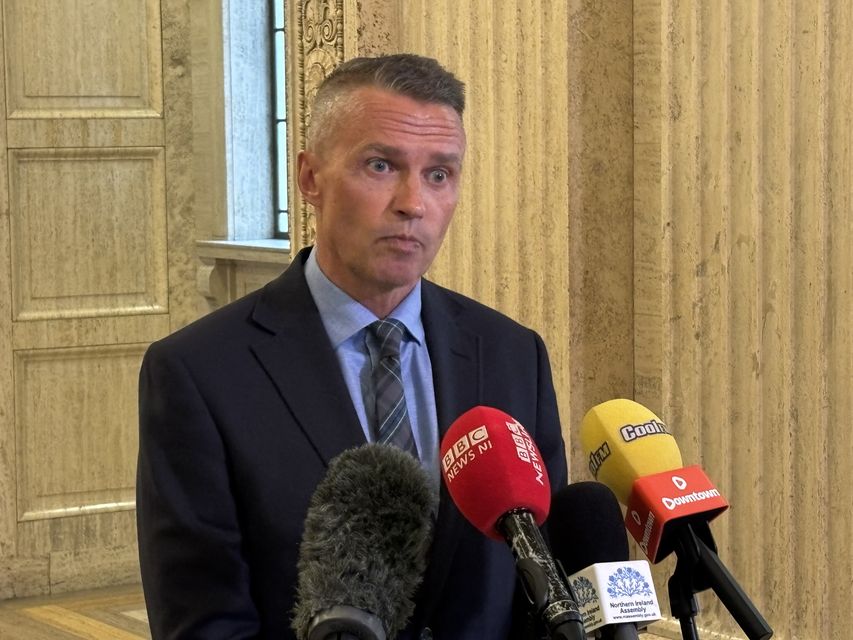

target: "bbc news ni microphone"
[440,405,586,640]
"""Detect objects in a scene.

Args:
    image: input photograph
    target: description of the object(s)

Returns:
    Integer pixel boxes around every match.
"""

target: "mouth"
[381,234,423,250]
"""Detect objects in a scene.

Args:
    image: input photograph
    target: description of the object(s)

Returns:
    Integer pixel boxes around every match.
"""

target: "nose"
[393,172,426,218]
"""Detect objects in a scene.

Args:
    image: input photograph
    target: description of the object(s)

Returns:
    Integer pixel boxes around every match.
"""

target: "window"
[192,0,324,246]
[272,0,288,239]
[208,0,287,241]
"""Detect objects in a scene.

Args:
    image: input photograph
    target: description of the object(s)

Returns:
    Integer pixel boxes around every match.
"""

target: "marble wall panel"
[634,1,852,637]
[14,345,145,522]
[9,148,168,321]
[3,0,163,118]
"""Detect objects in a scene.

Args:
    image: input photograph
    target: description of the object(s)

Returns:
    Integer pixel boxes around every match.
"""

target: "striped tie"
[368,319,418,458]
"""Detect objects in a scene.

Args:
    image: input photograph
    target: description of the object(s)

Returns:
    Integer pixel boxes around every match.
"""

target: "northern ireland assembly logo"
[606,567,654,598]
[571,576,599,607]
[568,560,661,631]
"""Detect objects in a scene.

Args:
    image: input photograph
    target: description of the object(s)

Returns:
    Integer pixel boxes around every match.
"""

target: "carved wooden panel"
[14,345,146,521]
[0,0,188,600]
[2,0,163,118]
[9,147,168,321]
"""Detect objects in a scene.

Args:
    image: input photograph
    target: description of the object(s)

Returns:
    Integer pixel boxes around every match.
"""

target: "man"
[137,54,567,639]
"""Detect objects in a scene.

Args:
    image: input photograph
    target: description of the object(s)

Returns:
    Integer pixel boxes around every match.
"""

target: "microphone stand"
[668,521,773,640]
[668,554,700,640]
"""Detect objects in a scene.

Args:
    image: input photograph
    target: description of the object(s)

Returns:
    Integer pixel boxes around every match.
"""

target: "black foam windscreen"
[546,481,629,576]
[292,443,435,639]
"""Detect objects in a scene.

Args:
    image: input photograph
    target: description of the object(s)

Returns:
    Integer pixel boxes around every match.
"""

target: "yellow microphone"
[579,398,683,505]
[578,399,772,640]
[579,398,726,562]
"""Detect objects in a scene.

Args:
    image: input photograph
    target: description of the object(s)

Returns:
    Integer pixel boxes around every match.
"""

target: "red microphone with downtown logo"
[627,465,728,562]
[579,399,773,640]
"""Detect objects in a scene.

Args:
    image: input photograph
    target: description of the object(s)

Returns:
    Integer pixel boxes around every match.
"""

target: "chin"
[374,258,427,284]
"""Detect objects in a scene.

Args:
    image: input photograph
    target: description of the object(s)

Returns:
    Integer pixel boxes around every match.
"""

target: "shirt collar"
[304,247,424,347]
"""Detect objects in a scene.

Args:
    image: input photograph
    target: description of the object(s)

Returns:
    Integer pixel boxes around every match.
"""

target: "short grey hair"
[306,53,465,152]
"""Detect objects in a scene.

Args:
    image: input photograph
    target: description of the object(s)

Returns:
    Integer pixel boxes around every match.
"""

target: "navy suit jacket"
[137,247,567,639]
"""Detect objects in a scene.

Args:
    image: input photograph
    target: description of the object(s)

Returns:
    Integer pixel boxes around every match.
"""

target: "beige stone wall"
[635,2,852,639]
[358,2,851,639]
[367,1,637,485]
[398,0,575,456]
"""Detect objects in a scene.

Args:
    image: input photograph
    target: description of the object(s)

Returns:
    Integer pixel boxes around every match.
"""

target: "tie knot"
[368,319,406,358]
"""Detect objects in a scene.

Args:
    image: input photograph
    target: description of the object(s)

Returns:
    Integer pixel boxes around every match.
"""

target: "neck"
[312,249,419,319]
[358,291,412,319]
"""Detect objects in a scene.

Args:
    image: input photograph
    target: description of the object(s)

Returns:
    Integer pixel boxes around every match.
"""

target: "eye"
[429,169,449,183]
[367,158,391,172]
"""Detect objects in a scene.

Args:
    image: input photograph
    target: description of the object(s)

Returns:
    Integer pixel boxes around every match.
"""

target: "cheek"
[337,183,388,220]
[324,189,368,228]
[432,196,458,231]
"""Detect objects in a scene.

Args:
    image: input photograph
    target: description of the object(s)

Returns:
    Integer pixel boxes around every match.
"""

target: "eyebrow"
[362,143,463,167]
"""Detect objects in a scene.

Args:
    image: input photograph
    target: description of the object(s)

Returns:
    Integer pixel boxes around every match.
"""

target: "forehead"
[330,86,466,156]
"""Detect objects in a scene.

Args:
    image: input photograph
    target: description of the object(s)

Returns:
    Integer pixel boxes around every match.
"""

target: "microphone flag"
[626,465,728,562]
[567,560,661,633]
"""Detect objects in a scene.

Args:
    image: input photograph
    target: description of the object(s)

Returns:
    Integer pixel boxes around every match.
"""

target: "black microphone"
[291,444,435,640]
[547,482,661,640]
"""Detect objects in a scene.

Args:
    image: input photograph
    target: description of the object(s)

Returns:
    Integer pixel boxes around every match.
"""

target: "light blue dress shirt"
[304,248,440,489]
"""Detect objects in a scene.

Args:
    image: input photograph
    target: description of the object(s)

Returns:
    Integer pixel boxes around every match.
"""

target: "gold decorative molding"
[288,0,357,253]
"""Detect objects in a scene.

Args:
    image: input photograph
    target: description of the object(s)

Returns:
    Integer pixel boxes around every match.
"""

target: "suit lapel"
[418,280,482,621]
[422,283,481,436]
[249,249,366,466]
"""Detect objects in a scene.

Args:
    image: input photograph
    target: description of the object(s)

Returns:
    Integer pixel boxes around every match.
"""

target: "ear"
[297,150,322,207]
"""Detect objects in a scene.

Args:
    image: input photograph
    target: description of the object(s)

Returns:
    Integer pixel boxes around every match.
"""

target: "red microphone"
[440,406,584,640]
[440,405,550,539]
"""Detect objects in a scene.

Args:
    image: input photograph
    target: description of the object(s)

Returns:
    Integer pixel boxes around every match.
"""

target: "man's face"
[298,86,466,311]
